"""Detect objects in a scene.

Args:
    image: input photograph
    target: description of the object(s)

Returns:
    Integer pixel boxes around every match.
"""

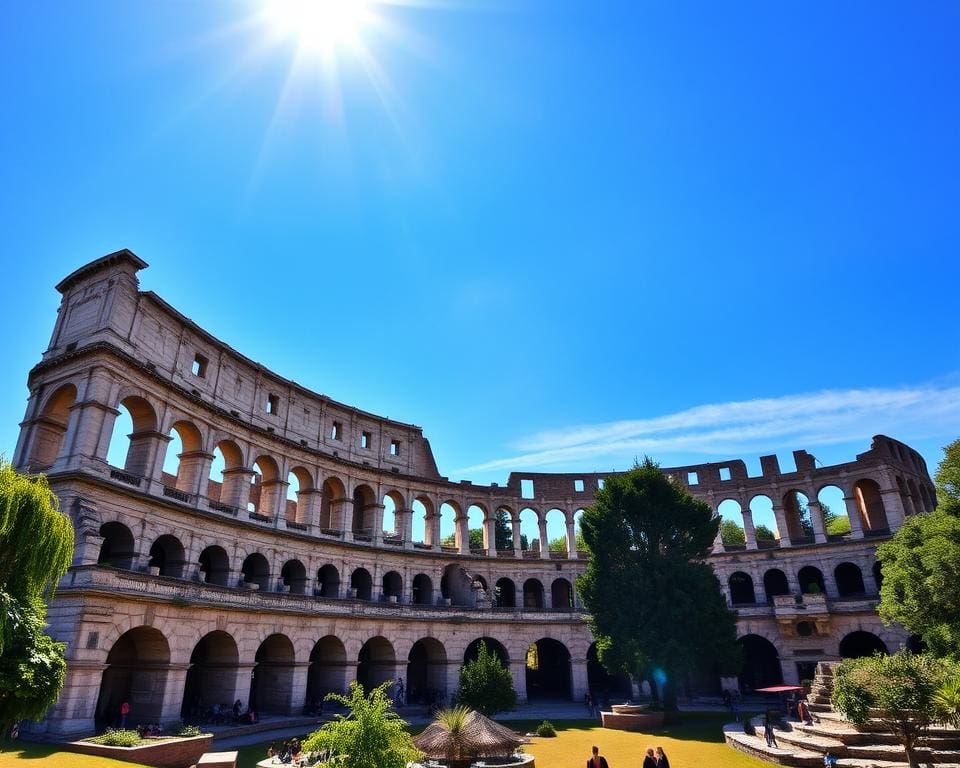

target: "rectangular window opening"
[597,478,605,490]
[520,479,535,499]
[687,471,699,485]
[574,479,585,492]
[331,421,342,440]
[192,353,208,378]
[719,467,731,481]
[266,394,279,414]
[360,431,371,449]
[390,439,401,456]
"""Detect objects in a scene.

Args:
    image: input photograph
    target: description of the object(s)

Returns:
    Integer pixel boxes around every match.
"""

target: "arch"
[411,573,433,606]
[148,534,186,579]
[551,577,573,610]
[316,564,340,598]
[763,568,790,601]
[834,562,866,597]
[250,634,296,714]
[523,578,544,609]
[280,559,307,595]
[198,545,230,587]
[518,507,539,552]
[181,630,239,720]
[249,456,280,517]
[573,509,586,553]
[749,494,778,543]
[495,577,516,608]
[798,565,826,595]
[95,626,171,731]
[350,567,372,601]
[382,570,403,602]
[440,563,475,607]
[543,507,567,555]
[352,484,377,538]
[783,489,813,541]
[728,571,756,605]
[318,476,346,531]
[407,637,447,705]
[208,440,244,507]
[412,496,433,545]
[28,383,77,469]
[906,478,922,516]
[240,553,270,591]
[357,636,396,692]
[495,506,515,551]
[467,504,486,550]
[383,490,405,538]
[853,479,889,532]
[738,634,782,691]
[439,501,460,547]
[587,642,632,699]
[98,522,136,570]
[161,420,204,493]
[817,485,850,537]
[526,638,571,700]
[307,636,347,706]
[464,637,510,665]
[286,466,314,524]
[106,396,159,476]
[839,631,888,659]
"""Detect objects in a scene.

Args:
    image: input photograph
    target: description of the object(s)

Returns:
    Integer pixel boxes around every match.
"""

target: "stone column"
[512,515,522,558]
[176,450,213,499]
[565,516,578,558]
[232,663,256,708]
[753,573,768,604]
[570,657,589,702]
[297,489,322,527]
[398,508,414,548]
[457,511,470,555]
[159,665,191,723]
[259,479,288,520]
[56,401,115,472]
[538,516,550,560]
[741,508,758,549]
[484,511,497,556]
[370,503,385,545]
[221,468,255,511]
[336,497,354,541]
[843,494,864,538]
[879,483,906,530]
[126,430,169,489]
[772,503,792,547]
[807,499,827,544]
[290,662,311,715]
[431,512,442,551]
[510,658,528,703]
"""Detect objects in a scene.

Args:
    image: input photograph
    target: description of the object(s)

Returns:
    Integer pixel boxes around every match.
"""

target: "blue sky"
[2,1,959,543]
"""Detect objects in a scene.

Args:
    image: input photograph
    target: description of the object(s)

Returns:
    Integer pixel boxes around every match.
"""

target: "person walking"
[643,747,657,768]
[655,746,670,768]
[764,712,778,748]
[119,701,130,729]
[587,745,610,768]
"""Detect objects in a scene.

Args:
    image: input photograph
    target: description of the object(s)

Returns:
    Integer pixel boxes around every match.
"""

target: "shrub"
[88,729,142,747]
[455,641,517,716]
[173,723,201,737]
[535,720,556,737]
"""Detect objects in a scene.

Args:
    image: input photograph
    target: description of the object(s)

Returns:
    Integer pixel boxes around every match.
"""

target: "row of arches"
[726,561,883,605]
[97,522,578,609]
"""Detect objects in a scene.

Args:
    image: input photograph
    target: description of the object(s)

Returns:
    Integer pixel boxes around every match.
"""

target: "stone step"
[773,727,848,756]
[725,724,824,767]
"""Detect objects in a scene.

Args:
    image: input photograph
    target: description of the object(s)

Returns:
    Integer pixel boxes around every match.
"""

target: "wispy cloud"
[453,383,960,475]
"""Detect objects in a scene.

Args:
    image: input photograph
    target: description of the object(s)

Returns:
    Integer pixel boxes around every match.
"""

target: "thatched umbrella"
[415,707,523,768]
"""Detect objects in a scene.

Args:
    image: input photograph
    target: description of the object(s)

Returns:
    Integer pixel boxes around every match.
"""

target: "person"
[642,747,657,768]
[587,745,610,768]
[396,677,405,706]
[824,752,837,768]
[267,744,276,759]
[764,712,778,748]
[233,699,242,720]
[655,747,670,768]
[731,695,740,723]
[119,700,130,729]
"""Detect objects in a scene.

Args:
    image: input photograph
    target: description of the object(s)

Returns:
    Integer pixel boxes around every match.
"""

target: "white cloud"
[453,384,960,476]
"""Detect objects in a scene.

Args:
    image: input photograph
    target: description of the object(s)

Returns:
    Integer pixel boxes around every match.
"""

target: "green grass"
[0,741,150,767]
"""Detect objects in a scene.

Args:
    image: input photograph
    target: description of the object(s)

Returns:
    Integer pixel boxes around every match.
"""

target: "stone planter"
[67,734,213,768]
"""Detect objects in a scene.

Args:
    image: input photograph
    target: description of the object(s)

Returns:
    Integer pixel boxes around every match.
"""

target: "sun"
[261,0,373,57]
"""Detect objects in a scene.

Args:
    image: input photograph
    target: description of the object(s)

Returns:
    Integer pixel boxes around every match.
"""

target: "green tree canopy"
[302,682,421,768]
[576,458,741,711]
[754,524,776,541]
[454,641,517,716]
[936,438,960,513]
[494,510,512,550]
[441,528,485,550]
[720,519,746,547]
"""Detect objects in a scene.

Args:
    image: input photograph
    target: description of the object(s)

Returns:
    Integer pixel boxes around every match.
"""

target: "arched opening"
[783,490,813,542]
[834,562,866,597]
[27,383,77,470]
[280,559,307,595]
[95,627,170,731]
[467,504,486,551]
[738,635,782,691]
[523,578,544,609]
[407,638,447,705]
[439,501,460,548]
[98,522,136,570]
[160,421,204,494]
[106,396,159,477]
[872,561,883,591]
[249,634,295,714]
[495,577,516,608]
[240,553,270,591]
[357,636,395,692]
[818,485,850,538]
[249,456,280,518]
[464,637,510,666]
[763,568,790,602]
[207,440,244,509]
[544,508,567,555]
[839,631,888,659]
[412,573,433,605]
[352,485,377,539]
[286,466,314,525]
[307,636,347,707]
[728,572,756,605]
[574,509,586,554]
[495,506,514,551]
[551,577,573,610]
[316,564,340,598]
[350,567,372,601]
[798,566,826,595]
[198,545,230,587]
[749,495,778,545]
[587,642,632,700]
[382,570,403,602]
[412,497,432,546]
[717,499,745,547]
[519,508,539,553]
[526,638,571,700]
[854,479,889,532]
[181,631,239,720]
[148,534,186,579]
[318,476,346,532]
[440,563,474,607]
[383,491,404,539]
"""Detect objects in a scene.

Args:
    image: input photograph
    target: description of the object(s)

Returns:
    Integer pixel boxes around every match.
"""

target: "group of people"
[589,744,669,768]
[267,738,303,765]
[184,696,258,725]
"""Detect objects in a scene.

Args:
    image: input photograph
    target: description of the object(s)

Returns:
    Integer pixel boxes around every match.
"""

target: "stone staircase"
[725,662,960,768]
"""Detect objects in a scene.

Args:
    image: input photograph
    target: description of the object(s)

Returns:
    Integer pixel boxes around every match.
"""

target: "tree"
[0,461,74,737]
[755,524,776,541]
[877,439,960,658]
[720,519,746,547]
[576,458,741,712]
[832,651,959,768]
[823,503,852,536]
[454,641,516,716]
[494,510,512,550]
[302,681,421,768]
[441,528,485,550]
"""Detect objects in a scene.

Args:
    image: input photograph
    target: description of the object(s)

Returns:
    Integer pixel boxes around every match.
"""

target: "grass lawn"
[235,713,771,768]
[0,741,149,768]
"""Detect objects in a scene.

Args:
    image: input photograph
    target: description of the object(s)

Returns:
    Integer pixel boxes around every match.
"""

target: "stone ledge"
[66,734,213,768]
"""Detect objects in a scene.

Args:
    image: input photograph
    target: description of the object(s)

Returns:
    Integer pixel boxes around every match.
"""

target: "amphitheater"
[12,251,937,738]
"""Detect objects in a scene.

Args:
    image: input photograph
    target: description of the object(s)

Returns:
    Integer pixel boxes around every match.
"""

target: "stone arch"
[382,570,403,602]
[307,636,347,704]
[835,562,866,597]
[95,626,171,731]
[464,637,510,665]
[27,382,77,469]
[519,507,539,553]
[316,564,340,598]
[148,534,187,579]
[161,420,205,493]
[853,478,888,532]
[407,637,447,704]
[107,395,160,477]
[717,499,745,546]
[98,521,136,569]
[412,573,433,605]
[198,545,230,587]
[749,494,777,544]
[544,507,567,554]
[439,500,460,548]
[357,636,395,692]
[467,504,487,550]
[817,484,850,537]
[350,567,373,600]
[280,559,307,595]
[551,577,573,609]
[383,490,405,538]
[319,476,346,531]
[495,505,515,551]
[209,439,245,508]
[352,484,377,538]
[763,568,790,601]
[412,496,434,546]
[738,634,782,690]
[286,466,314,524]
[249,455,280,517]
[440,563,474,607]
[523,578,544,609]
[906,478,922,516]
[495,577,516,608]
[798,565,826,594]
[181,630,239,720]
[250,634,296,714]
[839,631,888,658]
[526,637,571,700]
[240,553,270,591]
[728,571,756,605]
[783,489,813,541]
